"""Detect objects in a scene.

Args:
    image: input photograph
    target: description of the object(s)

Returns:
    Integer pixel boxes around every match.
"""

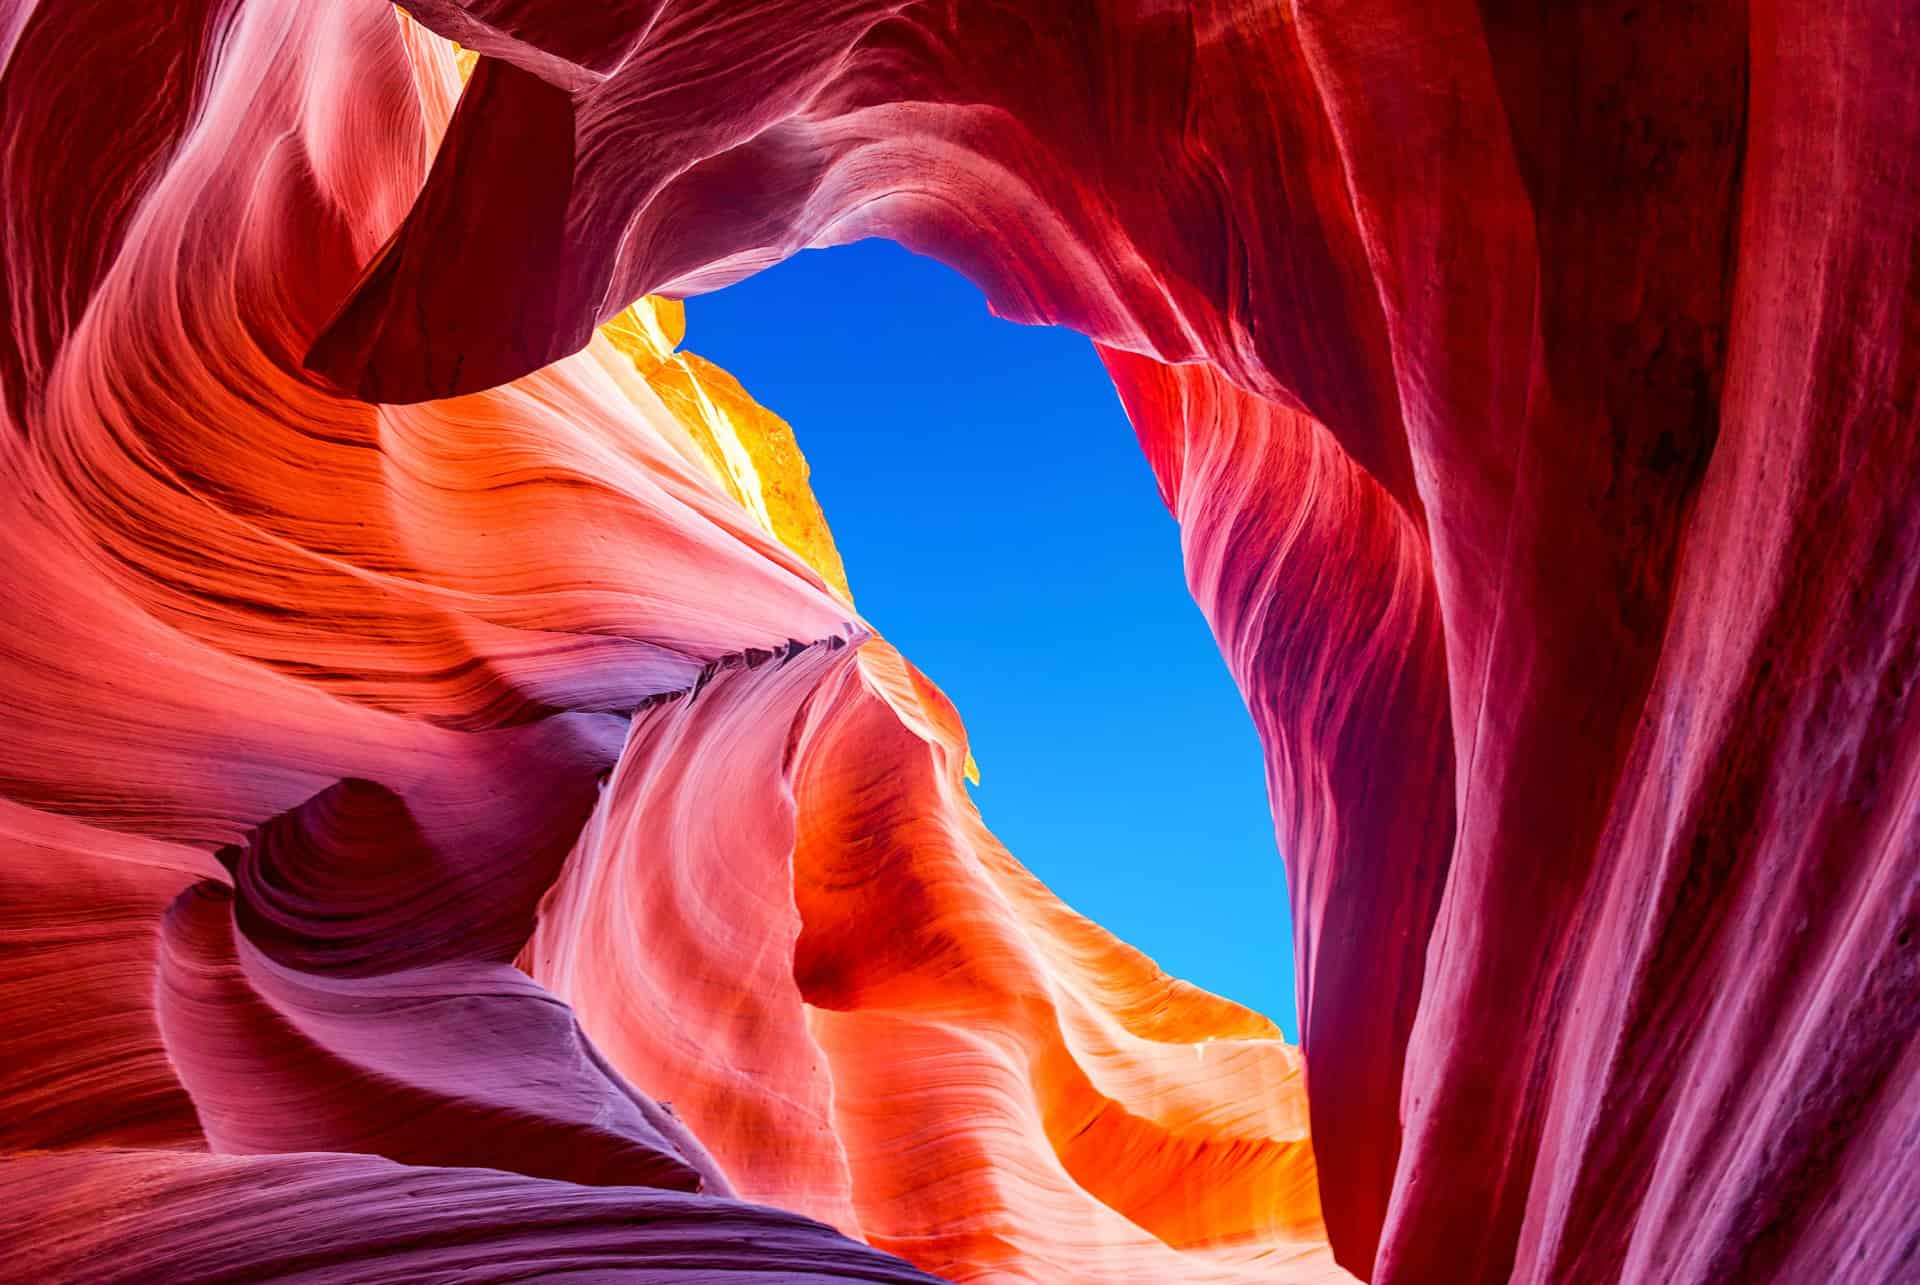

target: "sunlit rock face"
[3,2,1915,1285]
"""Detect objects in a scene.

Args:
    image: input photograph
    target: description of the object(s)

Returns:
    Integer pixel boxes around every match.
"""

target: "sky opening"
[690,239,1298,1038]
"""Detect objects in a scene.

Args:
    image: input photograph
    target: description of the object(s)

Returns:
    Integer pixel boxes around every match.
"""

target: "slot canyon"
[1,1,1915,1281]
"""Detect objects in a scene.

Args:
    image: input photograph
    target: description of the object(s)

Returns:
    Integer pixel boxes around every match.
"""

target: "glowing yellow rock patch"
[601,297,854,603]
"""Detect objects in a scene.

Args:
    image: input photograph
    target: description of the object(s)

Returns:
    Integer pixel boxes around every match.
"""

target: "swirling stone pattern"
[1,4,1340,1282]
[315,1,1920,1279]
[4,1,1917,1283]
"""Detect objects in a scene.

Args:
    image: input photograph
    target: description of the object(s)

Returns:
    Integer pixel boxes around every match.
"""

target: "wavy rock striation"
[310,2,1920,1280]
[3,0,1916,1282]
[1,2,1341,1281]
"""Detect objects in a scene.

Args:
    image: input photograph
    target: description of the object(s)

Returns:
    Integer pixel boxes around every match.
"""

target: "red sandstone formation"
[2,0,1916,1281]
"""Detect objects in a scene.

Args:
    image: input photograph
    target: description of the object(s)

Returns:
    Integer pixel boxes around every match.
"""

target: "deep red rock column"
[1106,350,1455,1272]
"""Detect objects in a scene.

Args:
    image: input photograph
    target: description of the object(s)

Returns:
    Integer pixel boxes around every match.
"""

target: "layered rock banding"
[2,0,1916,1282]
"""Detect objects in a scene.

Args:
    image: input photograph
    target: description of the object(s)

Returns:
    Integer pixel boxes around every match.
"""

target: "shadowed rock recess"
[0,1,1914,1282]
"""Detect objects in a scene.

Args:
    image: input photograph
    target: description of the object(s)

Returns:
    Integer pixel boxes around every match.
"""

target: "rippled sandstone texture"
[0,4,1335,1282]
[3,0,1917,1283]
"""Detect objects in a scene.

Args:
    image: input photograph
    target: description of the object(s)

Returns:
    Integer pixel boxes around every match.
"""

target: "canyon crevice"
[2,2,1916,1282]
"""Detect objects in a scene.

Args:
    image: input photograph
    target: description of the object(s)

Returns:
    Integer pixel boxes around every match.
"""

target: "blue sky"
[689,240,1298,1039]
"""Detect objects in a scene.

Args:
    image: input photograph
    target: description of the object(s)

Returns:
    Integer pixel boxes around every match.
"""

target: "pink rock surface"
[1,2,1344,1280]
[4,0,1917,1281]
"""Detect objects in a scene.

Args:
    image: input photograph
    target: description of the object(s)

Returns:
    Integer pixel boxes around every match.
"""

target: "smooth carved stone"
[2,0,1915,1282]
